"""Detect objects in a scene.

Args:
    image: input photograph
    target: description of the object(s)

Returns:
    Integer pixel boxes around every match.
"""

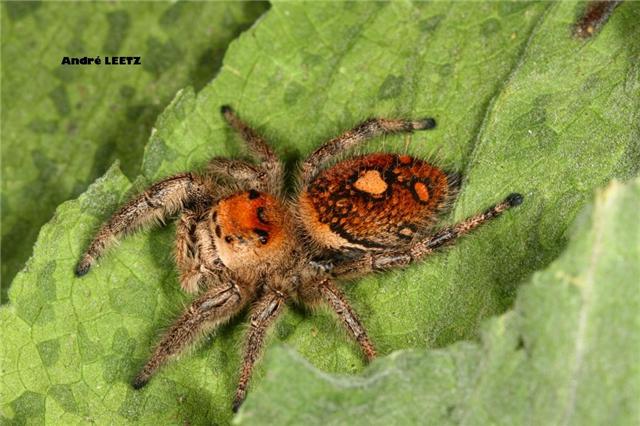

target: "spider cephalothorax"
[212,190,292,270]
[76,106,522,412]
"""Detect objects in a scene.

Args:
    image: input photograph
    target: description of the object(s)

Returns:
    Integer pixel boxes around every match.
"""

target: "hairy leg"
[328,193,523,278]
[175,210,201,293]
[206,158,271,191]
[220,105,282,184]
[232,289,286,412]
[133,277,249,389]
[300,116,436,183]
[314,278,376,361]
[175,210,223,293]
[76,173,212,276]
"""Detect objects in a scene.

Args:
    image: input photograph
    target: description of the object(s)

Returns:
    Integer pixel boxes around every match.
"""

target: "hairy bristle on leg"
[232,291,286,412]
[133,282,245,389]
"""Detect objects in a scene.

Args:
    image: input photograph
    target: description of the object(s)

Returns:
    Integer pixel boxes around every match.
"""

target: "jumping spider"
[76,106,523,412]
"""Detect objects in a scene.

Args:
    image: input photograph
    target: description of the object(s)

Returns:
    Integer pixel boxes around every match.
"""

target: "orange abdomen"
[298,153,457,251]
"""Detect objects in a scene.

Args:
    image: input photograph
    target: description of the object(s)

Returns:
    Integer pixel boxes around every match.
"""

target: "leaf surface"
[1,1,268,294]
[1,1,639,424]
[236,177,640,425]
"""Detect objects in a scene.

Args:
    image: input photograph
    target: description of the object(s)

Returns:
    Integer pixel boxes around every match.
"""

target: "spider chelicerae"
[76,106,523,412]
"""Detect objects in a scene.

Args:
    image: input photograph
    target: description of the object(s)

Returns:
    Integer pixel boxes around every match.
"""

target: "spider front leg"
[133,275,250,389]
[76,172,212,276]
[328,193,524,277]
[206,158,271,191]
[233,289,286,412]
[175,210,223,293]
[220,106,283,185]
[300,115,437,183]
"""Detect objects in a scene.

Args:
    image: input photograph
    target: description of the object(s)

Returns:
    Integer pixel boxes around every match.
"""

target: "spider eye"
[256,207,269,224]
[224,236,233,244]
[253,228,269,244]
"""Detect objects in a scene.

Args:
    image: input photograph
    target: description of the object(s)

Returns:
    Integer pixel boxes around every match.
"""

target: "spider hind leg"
[327,193,525,278]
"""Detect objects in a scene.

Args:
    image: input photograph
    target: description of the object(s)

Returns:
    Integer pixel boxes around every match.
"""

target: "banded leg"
[206,158,270,191]
[76,173,212,276]
[175,210,223,293]
[232,290,286,412]
[133,278,248,389]
[318,279,376,361]
[220,106,282,182]
[329,193,524,278]
[300,116,437,183]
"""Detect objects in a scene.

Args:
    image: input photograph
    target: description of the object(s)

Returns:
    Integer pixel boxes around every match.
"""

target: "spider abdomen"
[299,153,456,251]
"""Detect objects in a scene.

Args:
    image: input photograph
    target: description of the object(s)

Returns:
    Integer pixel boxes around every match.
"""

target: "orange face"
[212,190,288,269]
[298,153,456,251]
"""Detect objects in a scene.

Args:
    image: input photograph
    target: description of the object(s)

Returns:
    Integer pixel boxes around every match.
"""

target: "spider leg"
[76,173,212,276]
[175,210,223,293]
[132,276,249,389]
[220,105,283,183]
[232,289,286,412]
[206,158,270,191]
[328,193,524,278]
[175,210,201,293]
[300,116,436,183]
[315,278,376,361]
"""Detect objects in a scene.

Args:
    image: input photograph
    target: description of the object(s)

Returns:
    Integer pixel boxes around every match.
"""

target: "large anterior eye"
[253,228,269,244]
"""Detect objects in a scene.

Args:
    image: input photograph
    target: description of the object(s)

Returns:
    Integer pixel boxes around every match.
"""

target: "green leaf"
[236,177,640,425]
[2,1,639,424]
[0,1,268,296]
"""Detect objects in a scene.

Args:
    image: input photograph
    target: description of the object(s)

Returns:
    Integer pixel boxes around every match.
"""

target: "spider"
[75,106,523,412]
